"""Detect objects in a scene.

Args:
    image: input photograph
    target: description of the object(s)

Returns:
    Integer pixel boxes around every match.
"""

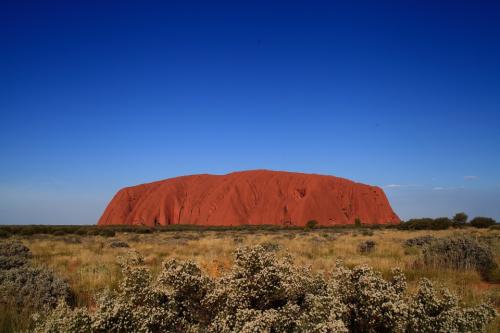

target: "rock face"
[98,170,400,227]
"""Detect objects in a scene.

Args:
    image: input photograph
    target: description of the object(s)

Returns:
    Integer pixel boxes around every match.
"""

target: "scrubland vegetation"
[0,222,499,332]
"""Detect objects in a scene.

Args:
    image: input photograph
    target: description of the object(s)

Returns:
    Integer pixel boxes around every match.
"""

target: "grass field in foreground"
[2,227,500,332]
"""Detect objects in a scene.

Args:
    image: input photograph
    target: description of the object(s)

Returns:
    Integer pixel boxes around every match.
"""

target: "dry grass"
[3,228,500,332]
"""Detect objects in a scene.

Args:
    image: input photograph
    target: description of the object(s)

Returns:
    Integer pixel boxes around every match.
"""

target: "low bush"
[0,229,10,239]
[470,217,497,229]
[0,266,74,310]
[399,218,453,230]
[260,241,281,252]
[360,229,374,236]
[423,236,498,280]
[0,256,28,270]
[0,242,74,320]
[109,241,130,248]
[358,240,376,254]
[0,242,32,259]
[34,246,497,332]
[99,229,116,237]
[404,235,436,247]
[63,237,82,244]
[305,220,318,229]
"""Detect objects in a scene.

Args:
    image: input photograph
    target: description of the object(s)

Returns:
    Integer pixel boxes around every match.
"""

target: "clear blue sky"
[1,1,500,224]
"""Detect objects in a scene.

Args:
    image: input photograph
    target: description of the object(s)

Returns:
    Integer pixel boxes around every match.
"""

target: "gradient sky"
[1,1,500,224]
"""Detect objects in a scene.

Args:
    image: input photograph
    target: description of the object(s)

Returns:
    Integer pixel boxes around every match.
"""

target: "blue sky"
[1,1,500,224]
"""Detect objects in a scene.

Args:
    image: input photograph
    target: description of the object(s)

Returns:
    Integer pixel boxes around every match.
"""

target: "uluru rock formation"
[98,170,400,227]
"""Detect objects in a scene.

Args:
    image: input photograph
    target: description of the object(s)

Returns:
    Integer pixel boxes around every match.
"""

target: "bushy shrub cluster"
[0,229,10,239]
[404,235,436,247]
[0,242,33,270]
[423,236,498,280]
[0,223,394,238]
[0,242,73,313]
[35,246,496,333]
[359,228,374,236]
[358,240,376,254]
[0,225,117,237]
[399,215,498,230]
[469,217,497,229]
[109,241,130,248]
[399,218,453,230]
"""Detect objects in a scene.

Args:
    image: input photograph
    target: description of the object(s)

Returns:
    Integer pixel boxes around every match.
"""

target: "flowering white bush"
[0,241,73,312]
[423,236,497,280]
[34,245,496,333]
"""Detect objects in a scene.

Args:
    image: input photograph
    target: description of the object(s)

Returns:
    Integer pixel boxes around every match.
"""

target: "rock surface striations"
[98,170,400,226]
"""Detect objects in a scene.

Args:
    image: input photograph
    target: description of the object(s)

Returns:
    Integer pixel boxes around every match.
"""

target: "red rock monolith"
[98,170,400,226]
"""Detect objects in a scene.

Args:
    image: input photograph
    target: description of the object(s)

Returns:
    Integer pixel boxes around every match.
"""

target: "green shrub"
[423,236,498,280]
[0,229,10,239]
[34,246,497,333]
[75,228,88,236]
[98,229,116,237]
[305,220,318,229]
[470,217,497,229]
[399,217,453,230]
[452,212,468,225]
[358,240,376,254]
[354,218,362,227]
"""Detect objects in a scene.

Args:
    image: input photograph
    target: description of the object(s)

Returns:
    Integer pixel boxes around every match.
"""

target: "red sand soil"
[98,170,400,227]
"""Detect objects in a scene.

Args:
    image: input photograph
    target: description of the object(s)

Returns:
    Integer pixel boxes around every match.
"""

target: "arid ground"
[1,227,499,332]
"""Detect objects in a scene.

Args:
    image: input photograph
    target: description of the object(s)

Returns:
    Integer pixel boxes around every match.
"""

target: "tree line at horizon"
[0,212,497,237]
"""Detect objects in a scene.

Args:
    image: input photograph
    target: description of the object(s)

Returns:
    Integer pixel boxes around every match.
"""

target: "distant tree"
[399,218,451,230]
[452,212,468,225]
[306,220,318,229]
[470,217,496,229]
[433,217,453,229]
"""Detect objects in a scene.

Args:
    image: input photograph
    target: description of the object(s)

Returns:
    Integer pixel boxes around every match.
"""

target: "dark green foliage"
[354,218,362,227]
[305,220,318,229]
[423,236,498,280]
[452,212,468,225]
[470,217,497,229]
[75,228,88,236]
[99,229,116,237]
[0,223,394,238]
[0,229,10,239]
[399,217,452,230]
